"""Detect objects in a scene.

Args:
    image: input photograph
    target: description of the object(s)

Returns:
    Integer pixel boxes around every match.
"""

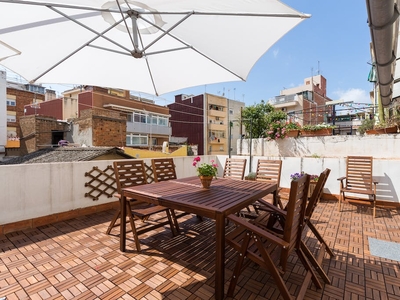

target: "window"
[229,109,234,115]
[7,114,16,122]
[126,134,148,146]
[6,99,16,106]
[158,117,168,126]
[126,113,133,122]
[134,112,146,123]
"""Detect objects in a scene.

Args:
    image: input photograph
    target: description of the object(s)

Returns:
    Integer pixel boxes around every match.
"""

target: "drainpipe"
[366,0,399,107]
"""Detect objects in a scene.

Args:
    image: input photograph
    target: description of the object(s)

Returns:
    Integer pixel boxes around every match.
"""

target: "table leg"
[215,213,225,300]
[120,194,126,252]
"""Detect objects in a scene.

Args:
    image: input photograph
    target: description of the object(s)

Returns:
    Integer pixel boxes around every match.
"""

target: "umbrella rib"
[30,7,130,83]
[0,0,126,13]
[50,6,132,54]
[139,12,193,53]
[138,12,246,81]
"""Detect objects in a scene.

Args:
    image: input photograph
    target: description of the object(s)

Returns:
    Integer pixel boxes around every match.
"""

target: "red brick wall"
[19,115,67,154]
[77,109,126,147]
[24,98,63,120]
[7,88,45,138]
[168,94,204,155]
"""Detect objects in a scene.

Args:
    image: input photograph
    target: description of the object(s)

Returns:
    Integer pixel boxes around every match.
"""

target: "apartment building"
[24,86,172,150]
[168,93,244,155]
[268,75,333,125]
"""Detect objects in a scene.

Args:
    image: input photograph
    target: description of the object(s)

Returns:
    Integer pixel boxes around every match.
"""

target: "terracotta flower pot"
[199,175,213,189]
[286,129,300,137]
[366,126,398,135]
[300,128,333,137]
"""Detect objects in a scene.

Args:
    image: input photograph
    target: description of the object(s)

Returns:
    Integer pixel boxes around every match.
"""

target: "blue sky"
[3,0,373,108]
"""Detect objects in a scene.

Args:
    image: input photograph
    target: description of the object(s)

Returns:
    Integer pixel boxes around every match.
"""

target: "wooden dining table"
[120,176,277,300]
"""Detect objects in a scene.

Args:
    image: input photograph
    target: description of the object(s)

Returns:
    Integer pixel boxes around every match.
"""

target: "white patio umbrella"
[0,0,310,95]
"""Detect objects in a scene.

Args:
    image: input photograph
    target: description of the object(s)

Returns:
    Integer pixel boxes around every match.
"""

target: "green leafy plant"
[193,156,218,178]
[357,118,374,134]
[285,122,301,130]
[245,172,257,180]
[301,123,336,131]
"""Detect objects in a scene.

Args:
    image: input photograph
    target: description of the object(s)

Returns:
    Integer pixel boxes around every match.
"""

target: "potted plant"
[245,172,257,181]
[285,122,301,137]
[300,123,336,137]
[365,116,398,135]
[290,172,319,197]
[193,156,218,188]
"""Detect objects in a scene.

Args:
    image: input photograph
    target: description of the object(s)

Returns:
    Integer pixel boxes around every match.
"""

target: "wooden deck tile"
[1,200,400,299]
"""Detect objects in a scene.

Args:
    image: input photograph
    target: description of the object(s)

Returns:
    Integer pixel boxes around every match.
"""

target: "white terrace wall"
[0,156,216,226]
[1,151,399,226]
[238,134,400,159]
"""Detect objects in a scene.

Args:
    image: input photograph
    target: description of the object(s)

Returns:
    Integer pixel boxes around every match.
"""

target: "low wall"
[238,134,400,158]
[0,156,217,227]
[1,154,399,232]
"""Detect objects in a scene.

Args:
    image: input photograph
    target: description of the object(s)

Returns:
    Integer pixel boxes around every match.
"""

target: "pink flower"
[193,162,197,166]
[194,156,201,162]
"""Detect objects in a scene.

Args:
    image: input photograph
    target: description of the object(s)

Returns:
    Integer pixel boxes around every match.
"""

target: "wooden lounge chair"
[337,156,378,217]
[226,174,322,300]
[223,158,247,180]
[106,160,178,251]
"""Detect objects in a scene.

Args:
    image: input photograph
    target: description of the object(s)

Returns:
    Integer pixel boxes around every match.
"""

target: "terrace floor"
[1,199,400,300]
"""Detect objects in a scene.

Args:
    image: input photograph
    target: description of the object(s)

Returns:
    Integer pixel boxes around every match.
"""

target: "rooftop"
[0,147,132,165]
[1,199,399,299]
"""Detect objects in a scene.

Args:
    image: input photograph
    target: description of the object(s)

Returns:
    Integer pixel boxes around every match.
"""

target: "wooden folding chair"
[223,158,247,180]
[226,174,323,300]
[254,168,334,284]
[337,156,378,217]
[152,157,178,182]
[151,158,183,226]
[106,160,178,251]
[254,159,283,207]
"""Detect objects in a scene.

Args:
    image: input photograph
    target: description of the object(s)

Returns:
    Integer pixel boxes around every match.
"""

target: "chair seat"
[131,204,169,218]
[341,187,375,195]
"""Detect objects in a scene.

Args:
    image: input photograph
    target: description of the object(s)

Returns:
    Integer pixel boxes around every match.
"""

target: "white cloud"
[273,49,279,58]
[333,88,371,104]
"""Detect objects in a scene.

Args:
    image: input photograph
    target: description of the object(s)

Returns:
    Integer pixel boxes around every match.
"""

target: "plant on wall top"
[301,123,336,131]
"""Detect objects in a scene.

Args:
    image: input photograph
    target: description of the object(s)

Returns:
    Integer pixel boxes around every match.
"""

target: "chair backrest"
[346,156,373,190]
[305,168,331,219]
[113,160,147,194]
[255,159,282,187]
[223,158,247,180]
[152,158,177,182]
[281,173,310,268]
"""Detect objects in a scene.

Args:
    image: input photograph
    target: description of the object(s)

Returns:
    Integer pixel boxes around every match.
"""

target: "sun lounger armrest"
[337,176,346,181]
[227,214,289,248]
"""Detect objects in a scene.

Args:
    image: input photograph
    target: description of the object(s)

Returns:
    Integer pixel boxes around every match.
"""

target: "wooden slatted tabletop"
[120,176,277,300]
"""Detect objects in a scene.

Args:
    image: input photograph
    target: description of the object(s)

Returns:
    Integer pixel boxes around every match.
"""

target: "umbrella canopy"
[0,0,310,95]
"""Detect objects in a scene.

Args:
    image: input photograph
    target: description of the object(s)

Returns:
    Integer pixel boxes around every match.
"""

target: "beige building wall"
[204,94,245,155]
[206,94,228,155]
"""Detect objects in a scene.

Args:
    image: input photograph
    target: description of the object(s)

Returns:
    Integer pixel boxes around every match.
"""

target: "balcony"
[208,122,226,131]
[208,109,225,118]
[268,93,299,108]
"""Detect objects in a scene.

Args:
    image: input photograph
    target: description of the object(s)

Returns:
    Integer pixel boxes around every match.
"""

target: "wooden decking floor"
[1,199,400,299]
